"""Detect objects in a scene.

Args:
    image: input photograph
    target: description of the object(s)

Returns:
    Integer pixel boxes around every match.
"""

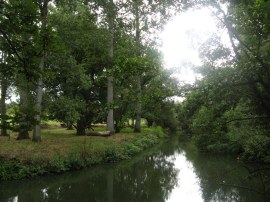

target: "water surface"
[0,135,269,202]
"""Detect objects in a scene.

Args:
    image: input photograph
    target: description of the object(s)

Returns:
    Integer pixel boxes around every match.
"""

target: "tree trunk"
[106,0,115,133]
[67,121,73,130]
[147,119,153,128]
[17,87,30,140]
[134,1,142,133]
[131,118,135,127]
[0,77,8,136]
[32,0,49,142]
[134,75,142,132]
[115,120,120,133]
[76,116,86,136]
[107,76,114,132]
[32,56,44,142]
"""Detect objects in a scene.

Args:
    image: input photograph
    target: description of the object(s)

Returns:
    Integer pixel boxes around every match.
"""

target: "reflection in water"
[210,188,241,202]
[0,136,269,202]
[167,152,203,202]
[41,188,48,201]
[7,196,17,202]
[180,137,270,202]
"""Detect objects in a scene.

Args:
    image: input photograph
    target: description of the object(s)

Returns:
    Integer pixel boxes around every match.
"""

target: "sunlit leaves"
[178,0,270,161]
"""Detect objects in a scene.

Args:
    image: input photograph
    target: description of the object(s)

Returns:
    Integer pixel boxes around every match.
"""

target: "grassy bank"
[0,126,166,181]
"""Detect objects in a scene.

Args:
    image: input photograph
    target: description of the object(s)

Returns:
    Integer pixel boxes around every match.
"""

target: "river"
[0,135,269,202]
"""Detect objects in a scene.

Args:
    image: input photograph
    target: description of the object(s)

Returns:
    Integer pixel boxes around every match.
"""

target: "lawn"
[0,125,165,180]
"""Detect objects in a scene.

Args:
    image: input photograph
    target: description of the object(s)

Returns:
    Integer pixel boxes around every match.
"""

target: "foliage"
[178,0,270,163]
[0,0,180,139]
[242,135,270,163]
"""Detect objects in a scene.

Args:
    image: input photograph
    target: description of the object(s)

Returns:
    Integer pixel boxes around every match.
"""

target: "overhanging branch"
[225,116,269,124]
[0,29,24,63]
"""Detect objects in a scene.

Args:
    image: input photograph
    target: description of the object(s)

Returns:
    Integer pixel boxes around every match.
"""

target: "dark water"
[0,135,269,202]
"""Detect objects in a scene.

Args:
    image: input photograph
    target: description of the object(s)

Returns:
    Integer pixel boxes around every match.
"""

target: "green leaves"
[49,96,83,124]
[178,0,270,162]
[1,0,181,136]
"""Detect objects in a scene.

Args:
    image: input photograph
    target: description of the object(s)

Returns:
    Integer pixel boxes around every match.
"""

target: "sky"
[160,8,222,84]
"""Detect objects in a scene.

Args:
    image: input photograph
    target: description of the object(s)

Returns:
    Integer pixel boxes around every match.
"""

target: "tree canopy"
[178,0,270,163]
[0,0,180,140]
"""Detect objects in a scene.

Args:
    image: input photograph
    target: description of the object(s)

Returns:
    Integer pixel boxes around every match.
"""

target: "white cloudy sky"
[160,7,229,84]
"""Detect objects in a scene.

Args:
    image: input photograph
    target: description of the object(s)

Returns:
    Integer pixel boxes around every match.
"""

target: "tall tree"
[126,0,183,132]
[0,51,8,136]
[0,49,15,137]
[106,0,116,133]
[0,0,40,140]
[32,0,50,142]
[48,1,108,135]
[133,0,142,132]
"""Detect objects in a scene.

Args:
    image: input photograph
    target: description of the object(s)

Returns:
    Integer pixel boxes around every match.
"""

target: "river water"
[0,135,269,202]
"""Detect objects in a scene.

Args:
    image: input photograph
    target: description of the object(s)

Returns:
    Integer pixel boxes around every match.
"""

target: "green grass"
[0,126,165,180]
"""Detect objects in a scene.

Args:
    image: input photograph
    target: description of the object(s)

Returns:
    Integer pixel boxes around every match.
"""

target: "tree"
[0,0,40,140]
[142,67,179,130]
[0,50,15,137]
[178,0,270,162]
[48,2,108,135]
[133,0,142,132]
[106,0,116,133]
[120,0,184,132]
[0,51,9,136]
[0,0,186,139]
[32,0,50,142]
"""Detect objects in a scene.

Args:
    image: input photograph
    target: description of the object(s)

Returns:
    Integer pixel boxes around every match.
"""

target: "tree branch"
[215,182,265,195]
[208,3,270,77]
[0,29,24,63]
[225,116,269,124]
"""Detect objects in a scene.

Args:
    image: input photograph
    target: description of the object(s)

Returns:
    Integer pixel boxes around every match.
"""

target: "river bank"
[0,126,166,181]
[1,134,269,202]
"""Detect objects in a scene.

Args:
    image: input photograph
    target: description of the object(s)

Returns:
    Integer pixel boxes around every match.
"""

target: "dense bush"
[178,88,270,163]
[242,135,270,163]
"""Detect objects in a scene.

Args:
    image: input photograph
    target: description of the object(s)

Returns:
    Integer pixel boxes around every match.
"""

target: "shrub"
[242,135,270,163]
[0,158,45,180]
[103,145,125,163]
[48,154,69,173]
[66,152,85,169]
[143,126,166,138]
